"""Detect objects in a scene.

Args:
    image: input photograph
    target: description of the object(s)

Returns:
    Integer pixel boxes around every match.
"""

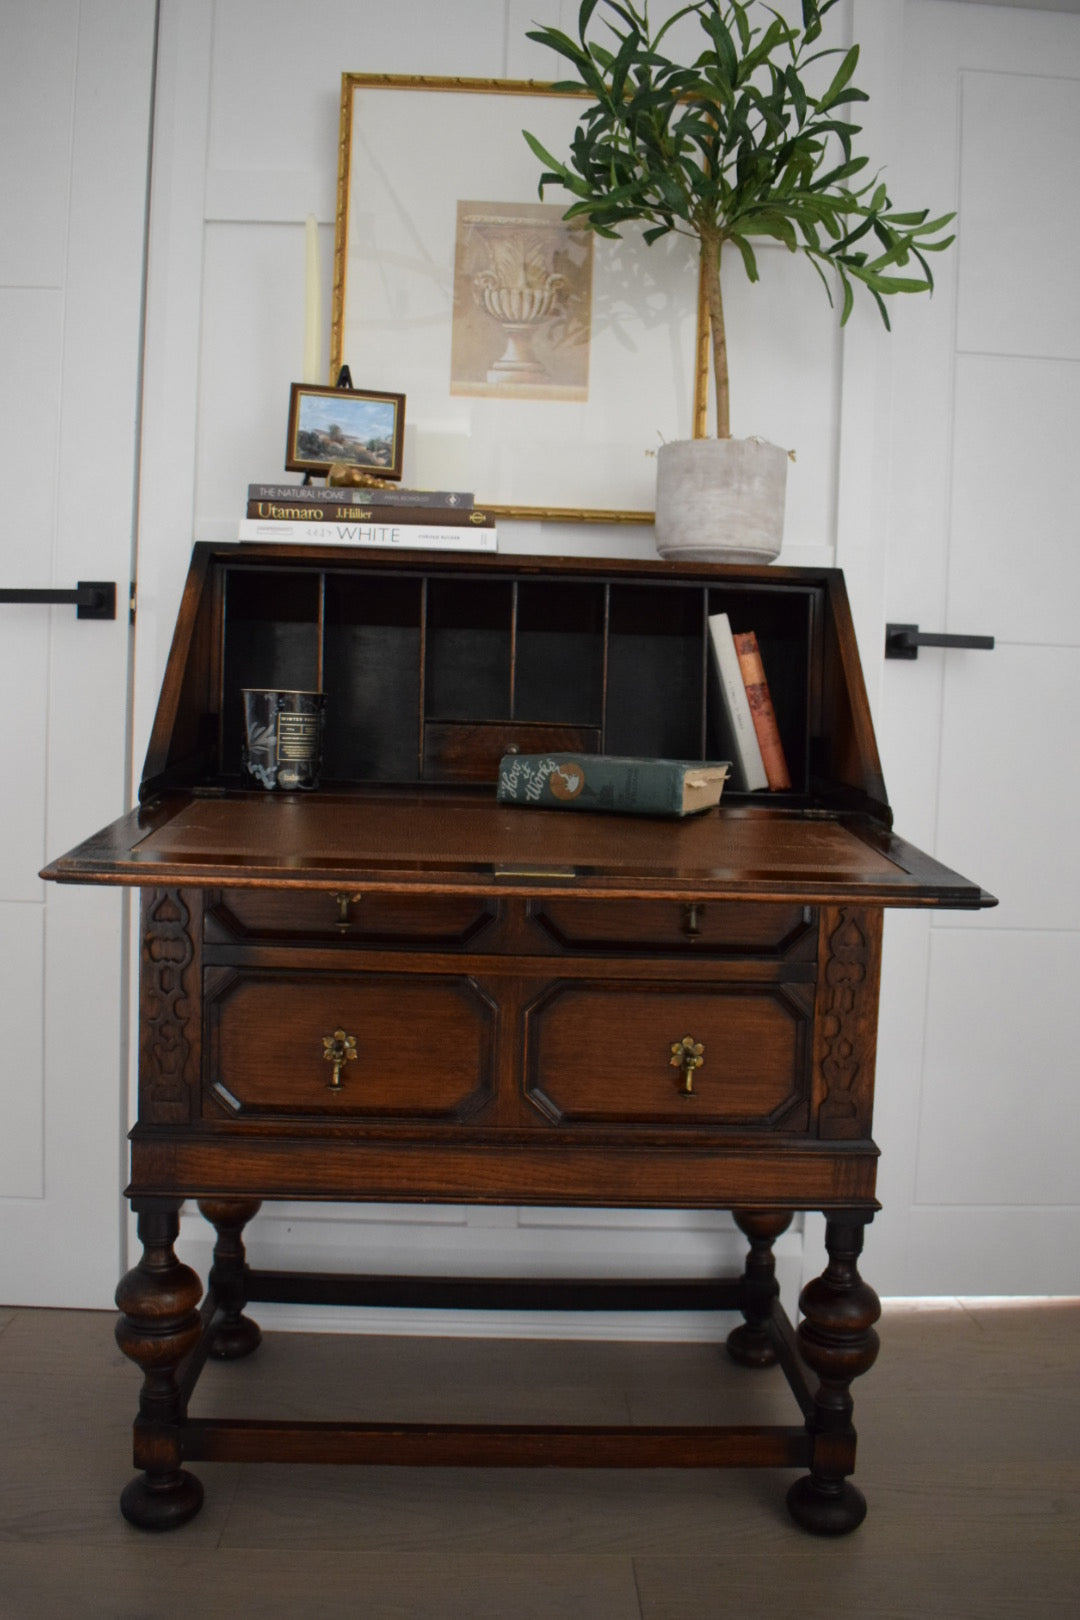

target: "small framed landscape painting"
[285,382,406,479]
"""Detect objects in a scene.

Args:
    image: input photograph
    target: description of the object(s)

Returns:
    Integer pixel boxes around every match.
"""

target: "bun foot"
[725,1322,779,1368]
[120,1468,204,1532]
[210,1313,262,1361]
[786,1474,867,1536]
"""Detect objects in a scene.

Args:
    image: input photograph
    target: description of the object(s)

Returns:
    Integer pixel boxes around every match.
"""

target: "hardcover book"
[496,754,730,817]
[732,629,792,791]
[246,500,494,527]
[237,518,497,552]
[247,484,473,507]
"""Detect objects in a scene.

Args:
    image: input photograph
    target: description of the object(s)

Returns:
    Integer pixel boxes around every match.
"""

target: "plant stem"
[699,231,730,439]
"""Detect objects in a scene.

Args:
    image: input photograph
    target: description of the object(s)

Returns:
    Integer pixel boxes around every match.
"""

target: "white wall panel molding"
[957,68,1080,359]
[131,0,215,780]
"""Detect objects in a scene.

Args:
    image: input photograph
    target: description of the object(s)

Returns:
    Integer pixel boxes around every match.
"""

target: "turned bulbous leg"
[726,1210,792,1368]
[197,1197,263,1361]
[787,1213,880,1536]
[114,1199,205,1530]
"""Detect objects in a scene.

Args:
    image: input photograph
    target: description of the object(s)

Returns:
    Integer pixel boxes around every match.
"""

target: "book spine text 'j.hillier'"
[246,501,493,527]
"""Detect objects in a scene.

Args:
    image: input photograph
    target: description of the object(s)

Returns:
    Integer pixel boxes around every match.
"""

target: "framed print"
[332,75,704,523]
[285,382,406,479]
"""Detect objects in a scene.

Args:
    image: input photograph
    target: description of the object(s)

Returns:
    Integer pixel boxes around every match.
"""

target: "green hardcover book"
[496,754,731,817]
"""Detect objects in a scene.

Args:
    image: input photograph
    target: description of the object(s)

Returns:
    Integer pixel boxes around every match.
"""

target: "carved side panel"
[813,907,882,1140]
[139,887,201,1124]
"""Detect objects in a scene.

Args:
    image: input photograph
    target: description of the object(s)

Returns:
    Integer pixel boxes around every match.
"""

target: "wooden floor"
[0,1299,1077,1619]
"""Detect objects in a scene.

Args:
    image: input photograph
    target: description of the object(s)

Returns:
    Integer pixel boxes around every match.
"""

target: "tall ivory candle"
[302,215,321,383]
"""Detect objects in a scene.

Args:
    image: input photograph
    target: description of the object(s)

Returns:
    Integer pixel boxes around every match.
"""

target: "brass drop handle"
[323,1028,358,1090]
[333,892,363,932]
[670,1035,704,1097]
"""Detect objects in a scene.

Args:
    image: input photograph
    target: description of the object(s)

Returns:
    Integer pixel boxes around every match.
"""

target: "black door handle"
[885,622,995,660]
[0,581,116,620]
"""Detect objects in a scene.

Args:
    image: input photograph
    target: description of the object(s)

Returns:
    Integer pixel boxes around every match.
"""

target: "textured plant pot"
[654,437,787,563]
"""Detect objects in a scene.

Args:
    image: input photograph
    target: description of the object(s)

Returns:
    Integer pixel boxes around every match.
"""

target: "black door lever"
[0,581,116,619]
[885,623,995,660]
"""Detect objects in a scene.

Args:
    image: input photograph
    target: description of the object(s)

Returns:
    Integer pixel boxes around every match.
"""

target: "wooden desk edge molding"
[42,546,994,1537]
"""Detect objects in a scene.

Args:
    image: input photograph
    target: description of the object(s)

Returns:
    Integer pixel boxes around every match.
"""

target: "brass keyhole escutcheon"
[670,1035,704,1097]
[682,901,704,938]
[323,1028,358,1090]
[333,892,363,932]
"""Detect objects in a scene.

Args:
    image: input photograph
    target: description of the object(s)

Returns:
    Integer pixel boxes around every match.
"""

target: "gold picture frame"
[332,74,708,524]
[285,382,406,479]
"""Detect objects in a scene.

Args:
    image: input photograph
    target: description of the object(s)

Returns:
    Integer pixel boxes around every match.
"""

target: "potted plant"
[524,0,954,560]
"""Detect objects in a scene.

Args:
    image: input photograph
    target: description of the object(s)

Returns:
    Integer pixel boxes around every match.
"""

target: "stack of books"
[238,484,497,553]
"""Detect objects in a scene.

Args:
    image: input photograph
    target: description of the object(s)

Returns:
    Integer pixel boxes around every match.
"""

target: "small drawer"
[531,899,814,957]
[207,891,496,948]
[204,969,495,1120]
[422,721,600,783]
[525,981,810,1128]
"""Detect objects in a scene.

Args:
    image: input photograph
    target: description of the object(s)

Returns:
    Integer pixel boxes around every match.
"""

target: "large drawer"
[524,980,812,1129]
[204,969,496,1120]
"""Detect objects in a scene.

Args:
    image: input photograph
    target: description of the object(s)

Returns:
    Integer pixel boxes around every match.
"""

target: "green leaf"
[743,209,799,250]
[726,230,761,282]
[792,73,811,128]
[802,0,824,44]
[816,43,860,112]
[701,8,739,86]
[578,0,602,37]
[521,130,572,180]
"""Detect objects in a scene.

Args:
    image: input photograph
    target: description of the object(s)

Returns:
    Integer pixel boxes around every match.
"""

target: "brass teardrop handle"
[322,1028,358,1090]
[670,1035,704,1097]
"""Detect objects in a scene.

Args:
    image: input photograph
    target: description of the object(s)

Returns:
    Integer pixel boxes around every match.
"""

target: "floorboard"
[0,1300,1076,1619]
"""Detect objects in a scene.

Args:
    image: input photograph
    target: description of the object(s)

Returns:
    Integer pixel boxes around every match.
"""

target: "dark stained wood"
[204,968,497,1121]
[532,896,816,956]
[113,1200,205,1531]
[125,1135,881,1207]
[43,793,987,907]
[726,1211,793,1368]
[787,1214,882,1535]
[39,544,993,1536]
[196,1198,263,1362]
[524,980,811,1127]
[182,1417,812,1470]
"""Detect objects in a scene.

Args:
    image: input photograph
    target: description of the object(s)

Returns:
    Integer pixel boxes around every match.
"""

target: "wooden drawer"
[530,899,814,957]
[206,890,496,948]
[204,969,496,1120]
[524,981,811,1128]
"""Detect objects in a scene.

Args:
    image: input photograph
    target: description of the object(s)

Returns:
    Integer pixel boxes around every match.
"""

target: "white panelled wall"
[0,1,156,1305]
[3,0,1076,1317]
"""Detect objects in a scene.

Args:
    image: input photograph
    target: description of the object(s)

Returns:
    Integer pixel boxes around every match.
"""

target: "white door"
[868,0,1080,1294]
[0,2,156,1305]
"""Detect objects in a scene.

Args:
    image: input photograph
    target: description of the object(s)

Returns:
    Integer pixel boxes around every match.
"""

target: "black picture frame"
[285,382,406,479]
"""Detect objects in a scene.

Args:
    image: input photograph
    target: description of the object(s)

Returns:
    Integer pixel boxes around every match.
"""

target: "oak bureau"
[43,543,992,1534]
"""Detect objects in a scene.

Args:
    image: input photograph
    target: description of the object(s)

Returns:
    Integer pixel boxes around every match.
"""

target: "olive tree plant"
[524,0,954,439]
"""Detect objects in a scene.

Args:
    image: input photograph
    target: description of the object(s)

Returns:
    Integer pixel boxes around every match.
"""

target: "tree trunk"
[699,233,730,440]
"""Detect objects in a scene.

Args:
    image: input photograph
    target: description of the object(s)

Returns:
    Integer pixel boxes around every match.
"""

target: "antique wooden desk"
[43,543,991,1535]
